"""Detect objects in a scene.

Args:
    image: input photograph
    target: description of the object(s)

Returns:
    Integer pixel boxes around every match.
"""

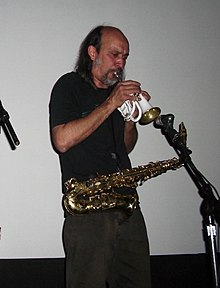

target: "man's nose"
[115,57,126,69]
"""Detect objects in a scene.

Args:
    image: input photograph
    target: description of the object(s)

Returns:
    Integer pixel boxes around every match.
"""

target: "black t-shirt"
[49,72,136,195]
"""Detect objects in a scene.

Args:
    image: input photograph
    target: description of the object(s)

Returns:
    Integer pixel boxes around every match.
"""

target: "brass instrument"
[115,71,161,125]
[63,157,183,215]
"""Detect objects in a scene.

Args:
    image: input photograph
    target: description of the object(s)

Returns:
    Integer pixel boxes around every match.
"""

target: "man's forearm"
[52,98,115,153]
[124,121,138,153]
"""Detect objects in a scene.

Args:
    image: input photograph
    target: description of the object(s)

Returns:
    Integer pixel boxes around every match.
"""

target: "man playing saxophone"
[49,25,152,288]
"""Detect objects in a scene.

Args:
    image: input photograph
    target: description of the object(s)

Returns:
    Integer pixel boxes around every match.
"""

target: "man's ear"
[88,45,97,60]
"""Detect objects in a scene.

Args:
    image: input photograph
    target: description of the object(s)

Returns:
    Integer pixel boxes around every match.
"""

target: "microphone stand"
[0,100,20,150]
[155,115,220,288]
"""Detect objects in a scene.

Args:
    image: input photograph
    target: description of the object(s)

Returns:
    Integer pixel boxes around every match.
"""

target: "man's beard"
[94,58,125,87]
[100,68,125,87]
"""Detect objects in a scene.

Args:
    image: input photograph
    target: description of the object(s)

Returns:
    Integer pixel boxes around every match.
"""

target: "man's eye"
[110,52,128,61]
[112,53,119,58]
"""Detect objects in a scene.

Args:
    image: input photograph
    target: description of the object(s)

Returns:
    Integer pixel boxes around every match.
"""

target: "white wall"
[0,0,219,258]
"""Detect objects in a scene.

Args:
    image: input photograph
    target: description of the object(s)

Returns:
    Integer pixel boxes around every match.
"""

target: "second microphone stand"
[155,114,220,288]
[0,100,20,150]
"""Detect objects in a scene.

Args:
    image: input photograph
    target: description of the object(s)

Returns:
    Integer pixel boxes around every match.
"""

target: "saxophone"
[63,157,183,215]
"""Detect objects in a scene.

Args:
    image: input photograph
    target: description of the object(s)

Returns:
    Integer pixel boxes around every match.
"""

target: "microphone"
[155,113,191,157]
[154,114,175,128]
[154,113,179,144]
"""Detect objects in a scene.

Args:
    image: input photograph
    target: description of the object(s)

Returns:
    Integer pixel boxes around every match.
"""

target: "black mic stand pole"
[0,100,20,150]
[155,115,220,288]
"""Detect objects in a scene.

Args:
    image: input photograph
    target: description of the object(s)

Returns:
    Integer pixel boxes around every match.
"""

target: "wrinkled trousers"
[63,207,151,288]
